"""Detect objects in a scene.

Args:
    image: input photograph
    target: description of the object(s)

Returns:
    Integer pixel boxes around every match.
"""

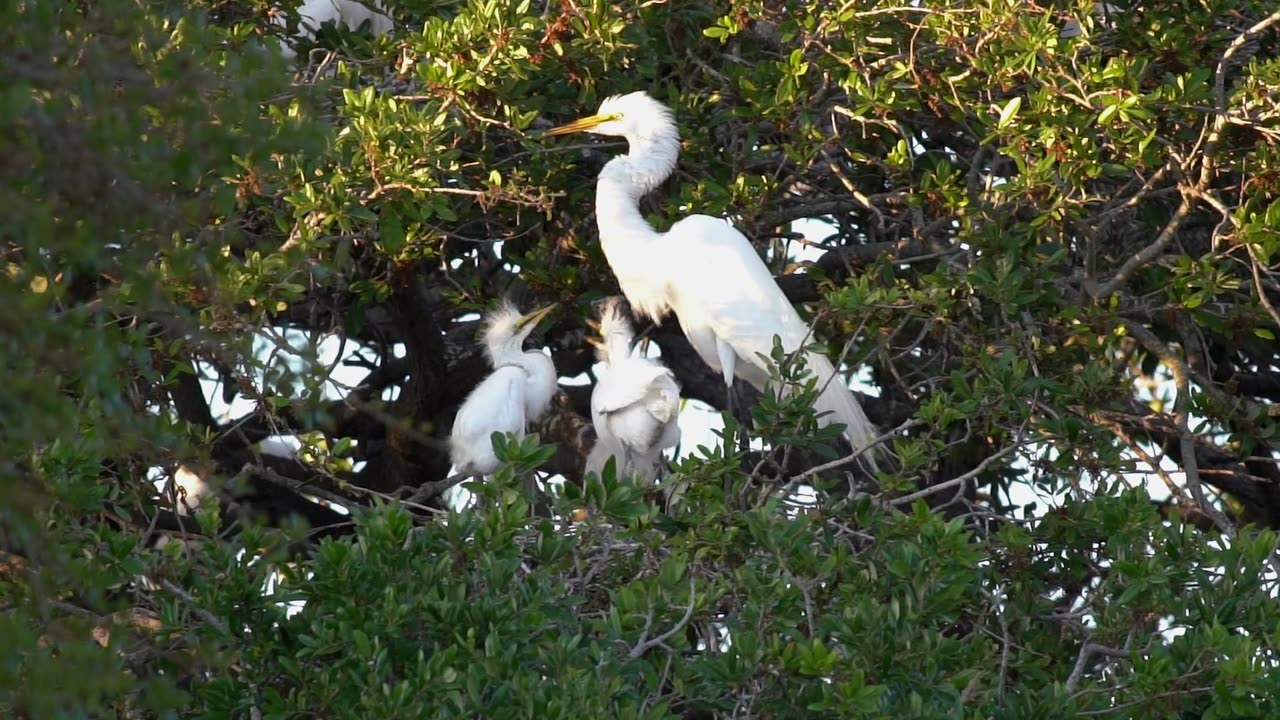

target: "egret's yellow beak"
[583,317,604,347]
[516,304,556,330]
[543,112,621,137]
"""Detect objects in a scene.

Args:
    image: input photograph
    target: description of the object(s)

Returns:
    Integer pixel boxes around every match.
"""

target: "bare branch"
[628,578,697,660]
[158,578,229,635]
[1065,639,1131,694]
[1089,190,1194,299]
[1122,322,1236,536]
[890,441,1024,508]
[791,418,922,483]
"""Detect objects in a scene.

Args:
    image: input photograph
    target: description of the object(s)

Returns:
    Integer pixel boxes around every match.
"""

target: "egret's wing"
[519,352,559,421]
[592,360,681,460]
[592,361,676,415]
[663,215,811,380]
[296,0,393,34]
[449,367,526,474]
[640,367,681,424]
[664,216,880,463]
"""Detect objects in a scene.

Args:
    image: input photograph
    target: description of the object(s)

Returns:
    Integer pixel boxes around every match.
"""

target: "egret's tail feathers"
[804,351,883,473]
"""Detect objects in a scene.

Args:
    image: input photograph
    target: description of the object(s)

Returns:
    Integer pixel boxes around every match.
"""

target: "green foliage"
[7,0,1280,718]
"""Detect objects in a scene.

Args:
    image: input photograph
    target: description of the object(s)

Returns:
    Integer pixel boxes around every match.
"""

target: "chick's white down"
[449,303,557,476]
[546,92,882,469]
[585,299,681,482]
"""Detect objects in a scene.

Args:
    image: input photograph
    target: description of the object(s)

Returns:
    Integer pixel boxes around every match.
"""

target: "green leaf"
[380,210,406,253]
[997,96,1022,129]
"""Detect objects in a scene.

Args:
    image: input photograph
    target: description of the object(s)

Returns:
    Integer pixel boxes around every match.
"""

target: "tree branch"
[889,441,1023,507]
[1089,190,1194,299]
[1123,321,1237,536]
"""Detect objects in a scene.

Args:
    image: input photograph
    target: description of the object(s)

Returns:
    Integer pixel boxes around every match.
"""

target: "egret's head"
[586,296,636,362]
[544,91,677,143]
[596,297,635,341]
[482,301,555,362]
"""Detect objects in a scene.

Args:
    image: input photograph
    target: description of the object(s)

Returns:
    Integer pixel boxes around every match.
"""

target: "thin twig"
[158,579,229,635]
[628,578,697,659]
[1202,8,1280,188]
[1091,412,1193,507]
[889,440,1024,507]
[366,182,488,202]
[402,475,468,505]
[1245,242,1280,332]
[244,464,353,513]
[1076,687,1215,716]
[791,418,922,483]
[1089,190,1194,299]
[1123,322,1236,537]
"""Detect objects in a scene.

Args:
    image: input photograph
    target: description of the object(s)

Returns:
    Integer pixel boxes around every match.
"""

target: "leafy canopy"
[4,0,1280,718]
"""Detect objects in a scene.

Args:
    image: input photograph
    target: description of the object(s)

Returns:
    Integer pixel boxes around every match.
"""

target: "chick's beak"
[516,303,557,330]
[543,112,621,137]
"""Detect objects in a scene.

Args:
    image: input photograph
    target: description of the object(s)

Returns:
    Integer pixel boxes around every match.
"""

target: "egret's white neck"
[486,342,526,368]
[594,130,680,321]
[595,128,679,228]
[603,330,634,364]
[604,128,679,193]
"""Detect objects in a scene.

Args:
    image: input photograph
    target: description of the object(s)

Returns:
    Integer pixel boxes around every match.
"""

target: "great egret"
[584,298,681,483]
[546,92,882,469]
[273,0,394,60]
[449,302,558,477]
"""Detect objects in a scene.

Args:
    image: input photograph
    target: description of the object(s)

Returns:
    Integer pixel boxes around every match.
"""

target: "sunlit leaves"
[10,0,1280,717]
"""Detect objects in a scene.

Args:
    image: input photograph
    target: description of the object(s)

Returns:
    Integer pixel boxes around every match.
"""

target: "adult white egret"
[449,302,558,477]
[584,298,681,483]
[273,0,394,60]
[545,92,882,469]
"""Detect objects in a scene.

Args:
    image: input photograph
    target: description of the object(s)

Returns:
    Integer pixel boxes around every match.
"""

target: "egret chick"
[449,302,558,477]
[546,92,883,470]
[585,298,681,483]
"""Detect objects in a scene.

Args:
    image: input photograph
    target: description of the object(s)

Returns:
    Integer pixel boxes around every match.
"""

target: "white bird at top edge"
[273,0,394,60]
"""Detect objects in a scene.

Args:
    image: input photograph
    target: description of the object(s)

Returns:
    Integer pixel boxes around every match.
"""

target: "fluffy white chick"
[450,302,557,476]
[585,298,681,483]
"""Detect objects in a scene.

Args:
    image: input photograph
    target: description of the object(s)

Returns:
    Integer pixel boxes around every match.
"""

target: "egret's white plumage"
[449,302,558,476]
[546,92,882,469]
[273,0,394,60]
[585,298,681,482]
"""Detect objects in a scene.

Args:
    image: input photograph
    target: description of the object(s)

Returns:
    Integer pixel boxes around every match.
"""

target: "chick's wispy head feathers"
[598,296,636,341]
[593,297,640,365]
[482,300,534,365]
